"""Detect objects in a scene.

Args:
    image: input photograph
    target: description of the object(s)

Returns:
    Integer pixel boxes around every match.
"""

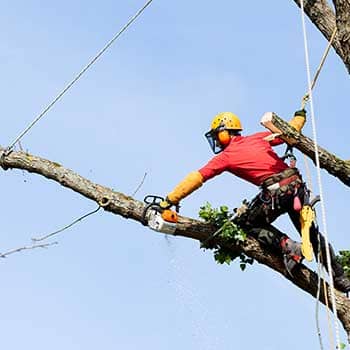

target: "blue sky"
[1,1,349,349]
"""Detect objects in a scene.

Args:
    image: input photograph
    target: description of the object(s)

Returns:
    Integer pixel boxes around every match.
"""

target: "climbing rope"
[300,15,337,195]
[301,26,337,110]
[316,234,335,350]
[302,154,314,196]
[316,248,326,350]
[4,0,154,154]
[299,1,341,349]
[301,25,337,209]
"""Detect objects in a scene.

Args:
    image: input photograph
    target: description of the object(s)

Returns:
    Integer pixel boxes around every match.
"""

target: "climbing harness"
[299,0,341,349]
[282,145,297,168]
[260,168,303,209]
[280,146,316,262]
[4,0,154,156]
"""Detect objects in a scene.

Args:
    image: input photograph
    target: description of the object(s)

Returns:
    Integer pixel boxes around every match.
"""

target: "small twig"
[0,242,58,258]
[18,140,24,152]
[131,172,147,197]
[18,141,28,181]
[32,205,101,242]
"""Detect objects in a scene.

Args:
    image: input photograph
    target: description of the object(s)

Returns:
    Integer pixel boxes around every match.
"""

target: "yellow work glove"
[159,198,174,210]
[166,171,204,205]
[289,109,306,132]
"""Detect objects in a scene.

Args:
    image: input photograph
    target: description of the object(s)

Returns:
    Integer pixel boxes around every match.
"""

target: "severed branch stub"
[261,111,350,187]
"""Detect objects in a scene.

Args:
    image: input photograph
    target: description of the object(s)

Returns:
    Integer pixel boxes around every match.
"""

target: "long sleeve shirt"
[198,132,288,186]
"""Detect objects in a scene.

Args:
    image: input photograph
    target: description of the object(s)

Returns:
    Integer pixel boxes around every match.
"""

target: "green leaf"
[199,201,254,272]
[340,342,346,350]
[336,250,350,279]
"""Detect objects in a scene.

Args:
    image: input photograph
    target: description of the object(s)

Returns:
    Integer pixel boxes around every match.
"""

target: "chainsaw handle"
[143,194,180,214]
[143,195,164,205]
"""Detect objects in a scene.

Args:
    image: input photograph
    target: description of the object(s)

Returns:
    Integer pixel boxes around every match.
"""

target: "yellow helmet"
[210,112,242,131]
[205,112,242,154]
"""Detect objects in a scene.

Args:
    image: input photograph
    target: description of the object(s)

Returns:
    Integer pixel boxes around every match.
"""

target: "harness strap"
[282,145,297,168]
[261,168,300,188]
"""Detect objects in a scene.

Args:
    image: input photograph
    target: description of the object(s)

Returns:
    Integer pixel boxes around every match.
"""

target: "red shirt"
[198,132,289,186]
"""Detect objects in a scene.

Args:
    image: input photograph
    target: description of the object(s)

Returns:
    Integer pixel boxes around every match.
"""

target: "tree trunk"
[292,0,350,73]
[1,146,350,337]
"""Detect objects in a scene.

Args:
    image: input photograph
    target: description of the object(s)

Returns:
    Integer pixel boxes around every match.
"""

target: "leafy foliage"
[336,250,350,279]
[199,202,253,270]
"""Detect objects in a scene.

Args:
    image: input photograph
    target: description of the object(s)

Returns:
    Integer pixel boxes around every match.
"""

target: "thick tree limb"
[261,112,350,187]
[293,0,350,73]
[1,146,350,336]
[333,0,350,69]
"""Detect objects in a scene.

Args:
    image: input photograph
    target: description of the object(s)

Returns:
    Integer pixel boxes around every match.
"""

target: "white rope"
[316,233,335,350]
[316,250,326,350]
[299,1,341,349]
[301,27,337,110]
[6,0,154,152]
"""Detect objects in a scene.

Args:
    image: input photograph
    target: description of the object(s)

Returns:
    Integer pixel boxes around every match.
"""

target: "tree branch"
[333,0,350,69]
[261,112,350,187]
[0,242,58,258]
[292,0,350,73]
[1,146,350,336]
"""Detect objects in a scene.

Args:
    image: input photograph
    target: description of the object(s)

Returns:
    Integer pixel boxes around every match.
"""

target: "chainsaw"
[142,195,178,234]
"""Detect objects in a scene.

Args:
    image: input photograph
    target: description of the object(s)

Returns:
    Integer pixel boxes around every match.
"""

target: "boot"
[280,236,303,276]
[334,274,350,293]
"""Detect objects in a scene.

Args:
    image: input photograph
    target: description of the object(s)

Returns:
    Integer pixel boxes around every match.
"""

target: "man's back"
[199,131,288,186]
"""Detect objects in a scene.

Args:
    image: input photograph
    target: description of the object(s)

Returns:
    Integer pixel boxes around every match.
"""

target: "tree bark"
[1,146,350,337]
[333,0,350,69]
[292,0,350,73]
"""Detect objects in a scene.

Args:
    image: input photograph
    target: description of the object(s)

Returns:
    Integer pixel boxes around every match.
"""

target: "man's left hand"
[160,198,173,209]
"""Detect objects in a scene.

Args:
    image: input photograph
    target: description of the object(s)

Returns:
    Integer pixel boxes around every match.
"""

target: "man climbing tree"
[160,111,350,293]
[1,0,350,345]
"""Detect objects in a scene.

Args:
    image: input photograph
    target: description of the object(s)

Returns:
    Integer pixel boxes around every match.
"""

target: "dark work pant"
[235,183,344,277]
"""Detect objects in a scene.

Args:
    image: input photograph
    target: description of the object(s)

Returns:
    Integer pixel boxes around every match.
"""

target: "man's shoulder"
[246,131,271,139]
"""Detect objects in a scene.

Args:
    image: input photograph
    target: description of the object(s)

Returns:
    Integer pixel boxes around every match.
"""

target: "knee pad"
[250,228,281,249]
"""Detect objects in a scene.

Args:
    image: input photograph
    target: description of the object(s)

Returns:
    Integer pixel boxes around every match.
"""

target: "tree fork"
[293,0,350,73]
[1,146,350,336]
